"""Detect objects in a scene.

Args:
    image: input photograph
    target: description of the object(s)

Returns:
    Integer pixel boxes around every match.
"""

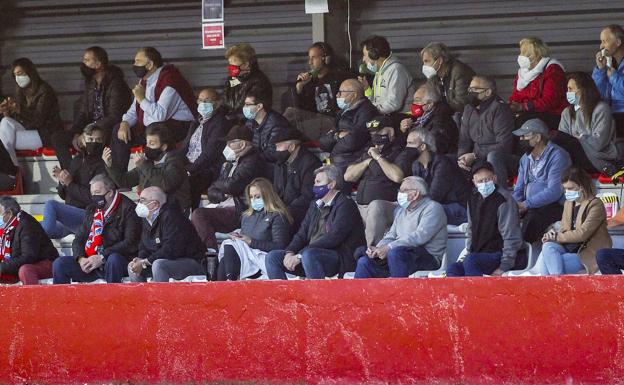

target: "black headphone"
[367,44,380,61]
[312,42,332,65]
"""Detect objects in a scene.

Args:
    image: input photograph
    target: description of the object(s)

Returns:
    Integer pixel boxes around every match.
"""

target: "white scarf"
[516,57,564,91]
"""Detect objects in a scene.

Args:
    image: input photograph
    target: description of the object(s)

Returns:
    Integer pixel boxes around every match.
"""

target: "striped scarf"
[84,192,120,257]
[0,212,20,263]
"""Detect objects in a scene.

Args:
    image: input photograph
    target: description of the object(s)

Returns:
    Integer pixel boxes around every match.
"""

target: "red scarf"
[0,212,21,281]
[134,64,198,137]
[85,192,121,257]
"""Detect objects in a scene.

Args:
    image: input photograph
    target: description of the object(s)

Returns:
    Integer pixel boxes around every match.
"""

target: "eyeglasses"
[399,188,417,193]
[337,90,355,94]
[468,87,488,93]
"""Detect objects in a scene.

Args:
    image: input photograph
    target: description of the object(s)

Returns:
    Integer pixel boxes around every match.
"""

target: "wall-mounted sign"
[202,0,224,21]
[202,22,224,49]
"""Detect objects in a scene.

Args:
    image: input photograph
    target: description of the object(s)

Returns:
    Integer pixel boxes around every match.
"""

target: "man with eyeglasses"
[457,75,517,187]
[446,160,524,277]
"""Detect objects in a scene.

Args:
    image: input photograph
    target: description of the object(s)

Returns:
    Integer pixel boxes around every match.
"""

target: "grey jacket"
[241,210,291,252]
[558,102,618,171]
[427,58,476,113]
[377,197,447,264]
[369,54,416,114]
[458,96,515,160]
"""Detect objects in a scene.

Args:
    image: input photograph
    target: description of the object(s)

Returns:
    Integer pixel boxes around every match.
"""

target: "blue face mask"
[566,91,577,105]
[397,192,409,209]
[366,62,378,73]
[477,181,496,198]
[313,184,330,200]
[565,189,581,202]
[251,197,265,211]
[197,102,214,118]
[243,105,257,120]
[336,97,348,110]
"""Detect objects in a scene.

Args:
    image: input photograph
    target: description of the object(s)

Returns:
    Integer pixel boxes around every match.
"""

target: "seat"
[410,252,448,278]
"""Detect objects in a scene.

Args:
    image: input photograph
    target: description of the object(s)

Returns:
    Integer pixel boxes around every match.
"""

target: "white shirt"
[122,67,194,127]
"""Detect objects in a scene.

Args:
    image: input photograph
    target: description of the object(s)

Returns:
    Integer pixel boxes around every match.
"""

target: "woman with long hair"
[217,177,292,280]
[0,58,63,164]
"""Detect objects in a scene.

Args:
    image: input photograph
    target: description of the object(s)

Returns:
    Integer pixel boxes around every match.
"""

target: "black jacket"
[286,193,365,274]
[319,98,378,170]
[138,201,205,263]
[12,80,63,146]
[0,211,58,276]
[223,66,273,119]
[177,106,233,176]
[0,140,17,176]
[412,101,459,154]
[207,148,267,216]
[72,193,141,261]
[72,64,132,135]
[248,109,290,163]
[241,211,291,252]
[273,146,322,229]
[355,142,409,205]
[58,153,107,209]
[411,153,472,206]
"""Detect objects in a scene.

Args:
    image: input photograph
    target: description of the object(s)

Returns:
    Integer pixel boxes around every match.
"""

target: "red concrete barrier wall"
[0,277,622,385]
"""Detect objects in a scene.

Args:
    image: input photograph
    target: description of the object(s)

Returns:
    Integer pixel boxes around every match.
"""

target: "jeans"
[596,248,624,274]
[354,246,439,278]
[534,242,584,276]
[42,200,86,239]
[442,203,468,226]
[447,251,503,277]
[265,248,340,279]
[129,258,204,282]
[52,253,128,284]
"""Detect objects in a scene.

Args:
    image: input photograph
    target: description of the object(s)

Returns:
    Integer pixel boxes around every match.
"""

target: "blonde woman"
[217,178,292,280]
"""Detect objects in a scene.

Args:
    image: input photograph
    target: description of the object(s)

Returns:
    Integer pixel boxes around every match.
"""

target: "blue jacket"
[512,142,571,210]
[592,60,624,113]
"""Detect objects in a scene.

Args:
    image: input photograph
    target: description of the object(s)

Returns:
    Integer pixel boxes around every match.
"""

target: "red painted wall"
[0,277,621,385]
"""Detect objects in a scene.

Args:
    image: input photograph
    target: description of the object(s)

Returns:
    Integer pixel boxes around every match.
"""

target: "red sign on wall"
[202,23,224,49]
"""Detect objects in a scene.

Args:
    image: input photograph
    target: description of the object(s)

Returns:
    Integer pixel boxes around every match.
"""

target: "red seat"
[0,169,24,196]
[16,148,43,157]
[130,146,143,154]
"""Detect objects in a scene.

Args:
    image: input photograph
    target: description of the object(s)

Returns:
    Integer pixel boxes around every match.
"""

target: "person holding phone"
[592,25,624,137]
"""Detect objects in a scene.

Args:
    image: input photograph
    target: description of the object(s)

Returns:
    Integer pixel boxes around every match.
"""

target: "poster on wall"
[202,0,224,21]
[202,23,225,49]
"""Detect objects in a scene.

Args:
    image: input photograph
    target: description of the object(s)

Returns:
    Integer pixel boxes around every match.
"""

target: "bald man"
[129,186,206,282]
[319,79,378,183]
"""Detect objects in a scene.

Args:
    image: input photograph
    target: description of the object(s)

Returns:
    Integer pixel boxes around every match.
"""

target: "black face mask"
[404,147,421,160]
[91,194,107,209]
[133,64,148,78]
[519,139,535,155]
[80,63,96,79]
[85,142,104,158]
[274,150,291,164]
[371,134,391,147]
[467,91,482,106]
[144,147,163,161]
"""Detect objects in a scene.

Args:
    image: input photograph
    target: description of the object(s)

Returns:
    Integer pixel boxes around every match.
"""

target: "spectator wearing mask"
[593,24,624,137]
[0,58,63,165]
[532,168,611,276]
[509,37,567,129]
[272,128,322,231]
[553,71,617,173]
[265,165,365,279]
[284,42,348,141]
[447,161,524,277]
[51,46,132,169]
[217,178,292,281]
[104,123,192,211]
[319,79,377,173]
[223,43,272,122]
[512,119,571,244]
[458,75,517,186]
[110,47,197,171]
[191,125,267,254]
[52,174,141,284]
[359,35,415,115]
[421,42,475,113]
[42,123,107,239]
[345,116,411,245]
[399,82,458,154]
[354,176,447,278]
[0,197,58,285]
[128,187,206,282]
[178,87,233,209]
[407,128,472,226]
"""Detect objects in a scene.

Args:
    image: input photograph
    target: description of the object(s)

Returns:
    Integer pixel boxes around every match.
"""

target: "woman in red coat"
[509,37,568,130]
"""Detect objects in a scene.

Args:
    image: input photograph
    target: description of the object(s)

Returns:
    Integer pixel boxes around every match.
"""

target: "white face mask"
[421,65,437,79]
[15,75,31,88]
[135,202,151,218]
[223,145,237,161]
[517,55,531,70]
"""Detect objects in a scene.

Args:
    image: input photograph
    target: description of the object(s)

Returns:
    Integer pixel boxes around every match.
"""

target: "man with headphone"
[284,42,350,141]
[360,35,416,115]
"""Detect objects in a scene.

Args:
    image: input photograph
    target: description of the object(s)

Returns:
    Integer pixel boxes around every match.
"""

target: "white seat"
[410,252,448,278]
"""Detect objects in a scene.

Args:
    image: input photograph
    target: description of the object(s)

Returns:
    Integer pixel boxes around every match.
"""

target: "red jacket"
[509,62,567,116]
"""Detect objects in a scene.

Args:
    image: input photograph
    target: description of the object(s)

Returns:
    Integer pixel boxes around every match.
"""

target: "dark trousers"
[52,253,129,284]
[447,251,503,277]
[50,130,77,170]
[596,248,624,274]
[191,206,241,250]
[514,111,561,131]
[189,170,215,210]
[613,113,624,139]
[550,130,598,173]
[521,202,564,243]
[354,245,439,278]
